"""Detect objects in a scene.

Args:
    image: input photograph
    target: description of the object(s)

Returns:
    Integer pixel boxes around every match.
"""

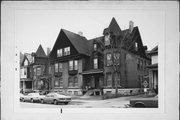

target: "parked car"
[20,93,25,102]
[40,93,71,105]
[128,95,158,108]
[21,93,45,103]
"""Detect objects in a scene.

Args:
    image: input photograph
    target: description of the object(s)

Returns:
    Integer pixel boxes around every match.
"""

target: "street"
[20,94,147,108]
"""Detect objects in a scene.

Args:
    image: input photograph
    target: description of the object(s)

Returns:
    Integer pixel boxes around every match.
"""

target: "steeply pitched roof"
[62,29,90,56]
[35,44,47,57]
[108,17,121,35]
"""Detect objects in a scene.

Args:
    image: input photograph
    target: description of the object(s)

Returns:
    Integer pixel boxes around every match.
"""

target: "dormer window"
[64,47,70,55]
[57,49,63,57]
[105,34,110,46]
[94,43,97,51]
[135,42,138,51]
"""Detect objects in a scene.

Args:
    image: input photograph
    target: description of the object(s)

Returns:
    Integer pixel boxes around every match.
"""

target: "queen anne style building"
[20,18,151,95]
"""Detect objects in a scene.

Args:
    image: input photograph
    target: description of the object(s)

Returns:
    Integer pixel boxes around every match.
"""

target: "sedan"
[40,93,71,105]
[128,95,158,108]
[21,93,45,103]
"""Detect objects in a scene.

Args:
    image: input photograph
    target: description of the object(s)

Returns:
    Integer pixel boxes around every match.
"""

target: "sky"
[16,9,163,55]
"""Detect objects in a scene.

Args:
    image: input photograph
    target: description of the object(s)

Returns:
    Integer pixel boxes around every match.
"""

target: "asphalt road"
[20,95,148,108]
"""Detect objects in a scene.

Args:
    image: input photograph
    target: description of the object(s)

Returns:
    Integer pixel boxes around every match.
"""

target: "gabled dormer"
[49,29,90,62]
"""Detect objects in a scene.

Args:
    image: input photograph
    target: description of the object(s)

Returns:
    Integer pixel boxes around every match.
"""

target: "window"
[74,77,78,87]
[59,78,63,87]
[64,47,70,55]
[55,63,58,73]
[107,53,112,66]
[114,72,120,86]
[58,63,63,72]
[113,52,120,65]
[49,66,51,75]
[68,77,73,87]
[74,60,78,70]
[68,76,78,87]
[69,60,78,71]
[105,34,110,46]
[94,43,97,51]
[135,42,138,51]
[94,58,98,69]
[36,67,41,76]
[69,60,73,70]
[57,49,63,57]
[106,73,112,87]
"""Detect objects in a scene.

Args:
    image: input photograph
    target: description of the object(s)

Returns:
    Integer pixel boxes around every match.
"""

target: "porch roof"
[147,63,158,69]
[82,69,103,75]
[20,78,33,81]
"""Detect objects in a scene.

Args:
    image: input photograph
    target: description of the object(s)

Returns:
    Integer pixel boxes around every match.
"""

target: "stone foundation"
[103,88,144,95]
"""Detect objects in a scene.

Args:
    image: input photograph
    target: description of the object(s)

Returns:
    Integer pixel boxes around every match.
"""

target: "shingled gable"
[62,29,90,56]
[35,44,47,57]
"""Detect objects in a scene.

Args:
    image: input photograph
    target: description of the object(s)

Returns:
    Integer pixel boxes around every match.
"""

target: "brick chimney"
[78,31,83,36]
[47,47,51,56]
[129,21,134,33]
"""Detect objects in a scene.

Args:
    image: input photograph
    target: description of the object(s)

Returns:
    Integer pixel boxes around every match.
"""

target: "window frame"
[64,47,70,56]
[106,53,112,66]
[93,58,98,69]
[105,34,110,46]
[106,73,112,87]
[57,49,63,57]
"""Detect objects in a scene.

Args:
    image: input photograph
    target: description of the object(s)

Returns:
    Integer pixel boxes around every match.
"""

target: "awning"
[82,69,103,75]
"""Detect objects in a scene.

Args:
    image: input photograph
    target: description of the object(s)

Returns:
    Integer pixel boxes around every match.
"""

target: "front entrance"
[83,74,103,89]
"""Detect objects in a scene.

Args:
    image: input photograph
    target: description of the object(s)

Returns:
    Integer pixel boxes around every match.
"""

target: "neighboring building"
[48,17,150,95]
[31,45,49,91]
[147,46,158,93]
[20,53,33,93]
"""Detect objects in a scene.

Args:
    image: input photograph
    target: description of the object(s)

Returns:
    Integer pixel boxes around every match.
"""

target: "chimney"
[129,21,134,33]
[78,31,83,36]
[47,47,51,56]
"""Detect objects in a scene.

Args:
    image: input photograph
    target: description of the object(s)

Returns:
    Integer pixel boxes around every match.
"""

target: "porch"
[82,69,104,95]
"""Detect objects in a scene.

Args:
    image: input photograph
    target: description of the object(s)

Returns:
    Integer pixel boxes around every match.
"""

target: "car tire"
[64,102,68,105]
[54,100,57,105]
[31,99,34,103]
[22,98,25,102]
[135,103,145,108]
[41,99,44,104]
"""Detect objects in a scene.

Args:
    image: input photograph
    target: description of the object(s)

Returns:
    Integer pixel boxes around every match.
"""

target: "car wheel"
[64,102,68,105]
[22,98,25,102]
[41,99,44,104]
[54,100,57,105]
[135,103,145,108]
[31,99,34,103]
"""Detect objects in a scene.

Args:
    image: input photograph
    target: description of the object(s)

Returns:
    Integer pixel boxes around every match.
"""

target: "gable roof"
[35,44,47,57]
[108,17,121,35]
[62,29,90,56]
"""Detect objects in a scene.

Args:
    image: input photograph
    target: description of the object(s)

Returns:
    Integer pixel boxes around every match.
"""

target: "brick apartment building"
[47,17,150,95]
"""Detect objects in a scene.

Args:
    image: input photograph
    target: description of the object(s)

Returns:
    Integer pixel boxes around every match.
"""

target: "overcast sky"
[16,9,163,54]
